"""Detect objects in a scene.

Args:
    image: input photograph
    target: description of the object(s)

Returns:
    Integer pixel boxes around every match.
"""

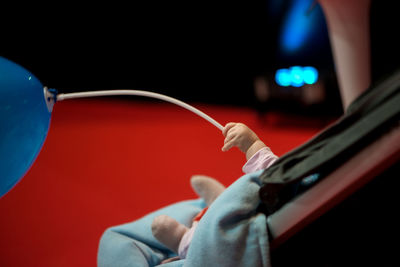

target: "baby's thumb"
[221,139,234,151]
[221,143,230,152]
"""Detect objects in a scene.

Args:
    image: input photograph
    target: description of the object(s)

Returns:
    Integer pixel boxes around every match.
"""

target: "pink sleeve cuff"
[178,221,198,259]
[242,147,278,174]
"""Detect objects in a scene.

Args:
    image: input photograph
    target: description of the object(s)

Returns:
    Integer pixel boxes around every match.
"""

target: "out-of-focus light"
[280,0,315,53]
[303,66,318,84]
[275,68,291,86]
[290,66,304,87]
[275,66,318,87]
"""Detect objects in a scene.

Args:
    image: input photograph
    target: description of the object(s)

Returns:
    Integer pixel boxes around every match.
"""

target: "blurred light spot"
[275,68,291,86]
[280,0,320,54]
[290,66,304,87]
[303,66,318,84]
[275,66,318,87]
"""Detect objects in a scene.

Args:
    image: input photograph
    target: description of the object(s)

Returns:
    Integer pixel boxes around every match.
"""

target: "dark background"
[1,0,399,111]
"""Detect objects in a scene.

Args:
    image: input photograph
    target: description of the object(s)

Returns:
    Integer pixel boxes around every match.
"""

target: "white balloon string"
[56,90,224,131]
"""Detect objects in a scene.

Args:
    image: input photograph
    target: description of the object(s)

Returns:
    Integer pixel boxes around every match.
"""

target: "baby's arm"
[222,122,266,160]
[222,122,278,173]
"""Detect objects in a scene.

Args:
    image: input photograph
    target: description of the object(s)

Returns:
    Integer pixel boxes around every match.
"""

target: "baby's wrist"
[245,140,266,160]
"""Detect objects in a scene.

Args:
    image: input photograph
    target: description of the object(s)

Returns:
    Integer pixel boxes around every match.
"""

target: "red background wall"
[0,99,326,266]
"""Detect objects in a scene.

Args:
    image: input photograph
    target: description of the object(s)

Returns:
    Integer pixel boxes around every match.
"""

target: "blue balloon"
[0,57,52,197]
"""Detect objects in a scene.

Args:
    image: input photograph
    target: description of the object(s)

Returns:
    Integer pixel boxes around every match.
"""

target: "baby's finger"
[222,122,236,137]
[222,133,239,151]
[221,140,234,151]
[224,132,235,144]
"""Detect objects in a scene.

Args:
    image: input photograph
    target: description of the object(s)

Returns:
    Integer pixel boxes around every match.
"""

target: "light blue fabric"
[98,170,270,267]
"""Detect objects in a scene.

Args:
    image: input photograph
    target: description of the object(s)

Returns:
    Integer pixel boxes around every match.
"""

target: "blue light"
[280,0,315,53]
[279,0,327,55]
[302,66,318,84]
[290,66,304,87]
[275,69,291,86]
[275,66,319,87]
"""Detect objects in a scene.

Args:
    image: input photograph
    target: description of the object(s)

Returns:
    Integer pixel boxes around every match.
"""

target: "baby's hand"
[222,123,259,153]
[222,122,267,160]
